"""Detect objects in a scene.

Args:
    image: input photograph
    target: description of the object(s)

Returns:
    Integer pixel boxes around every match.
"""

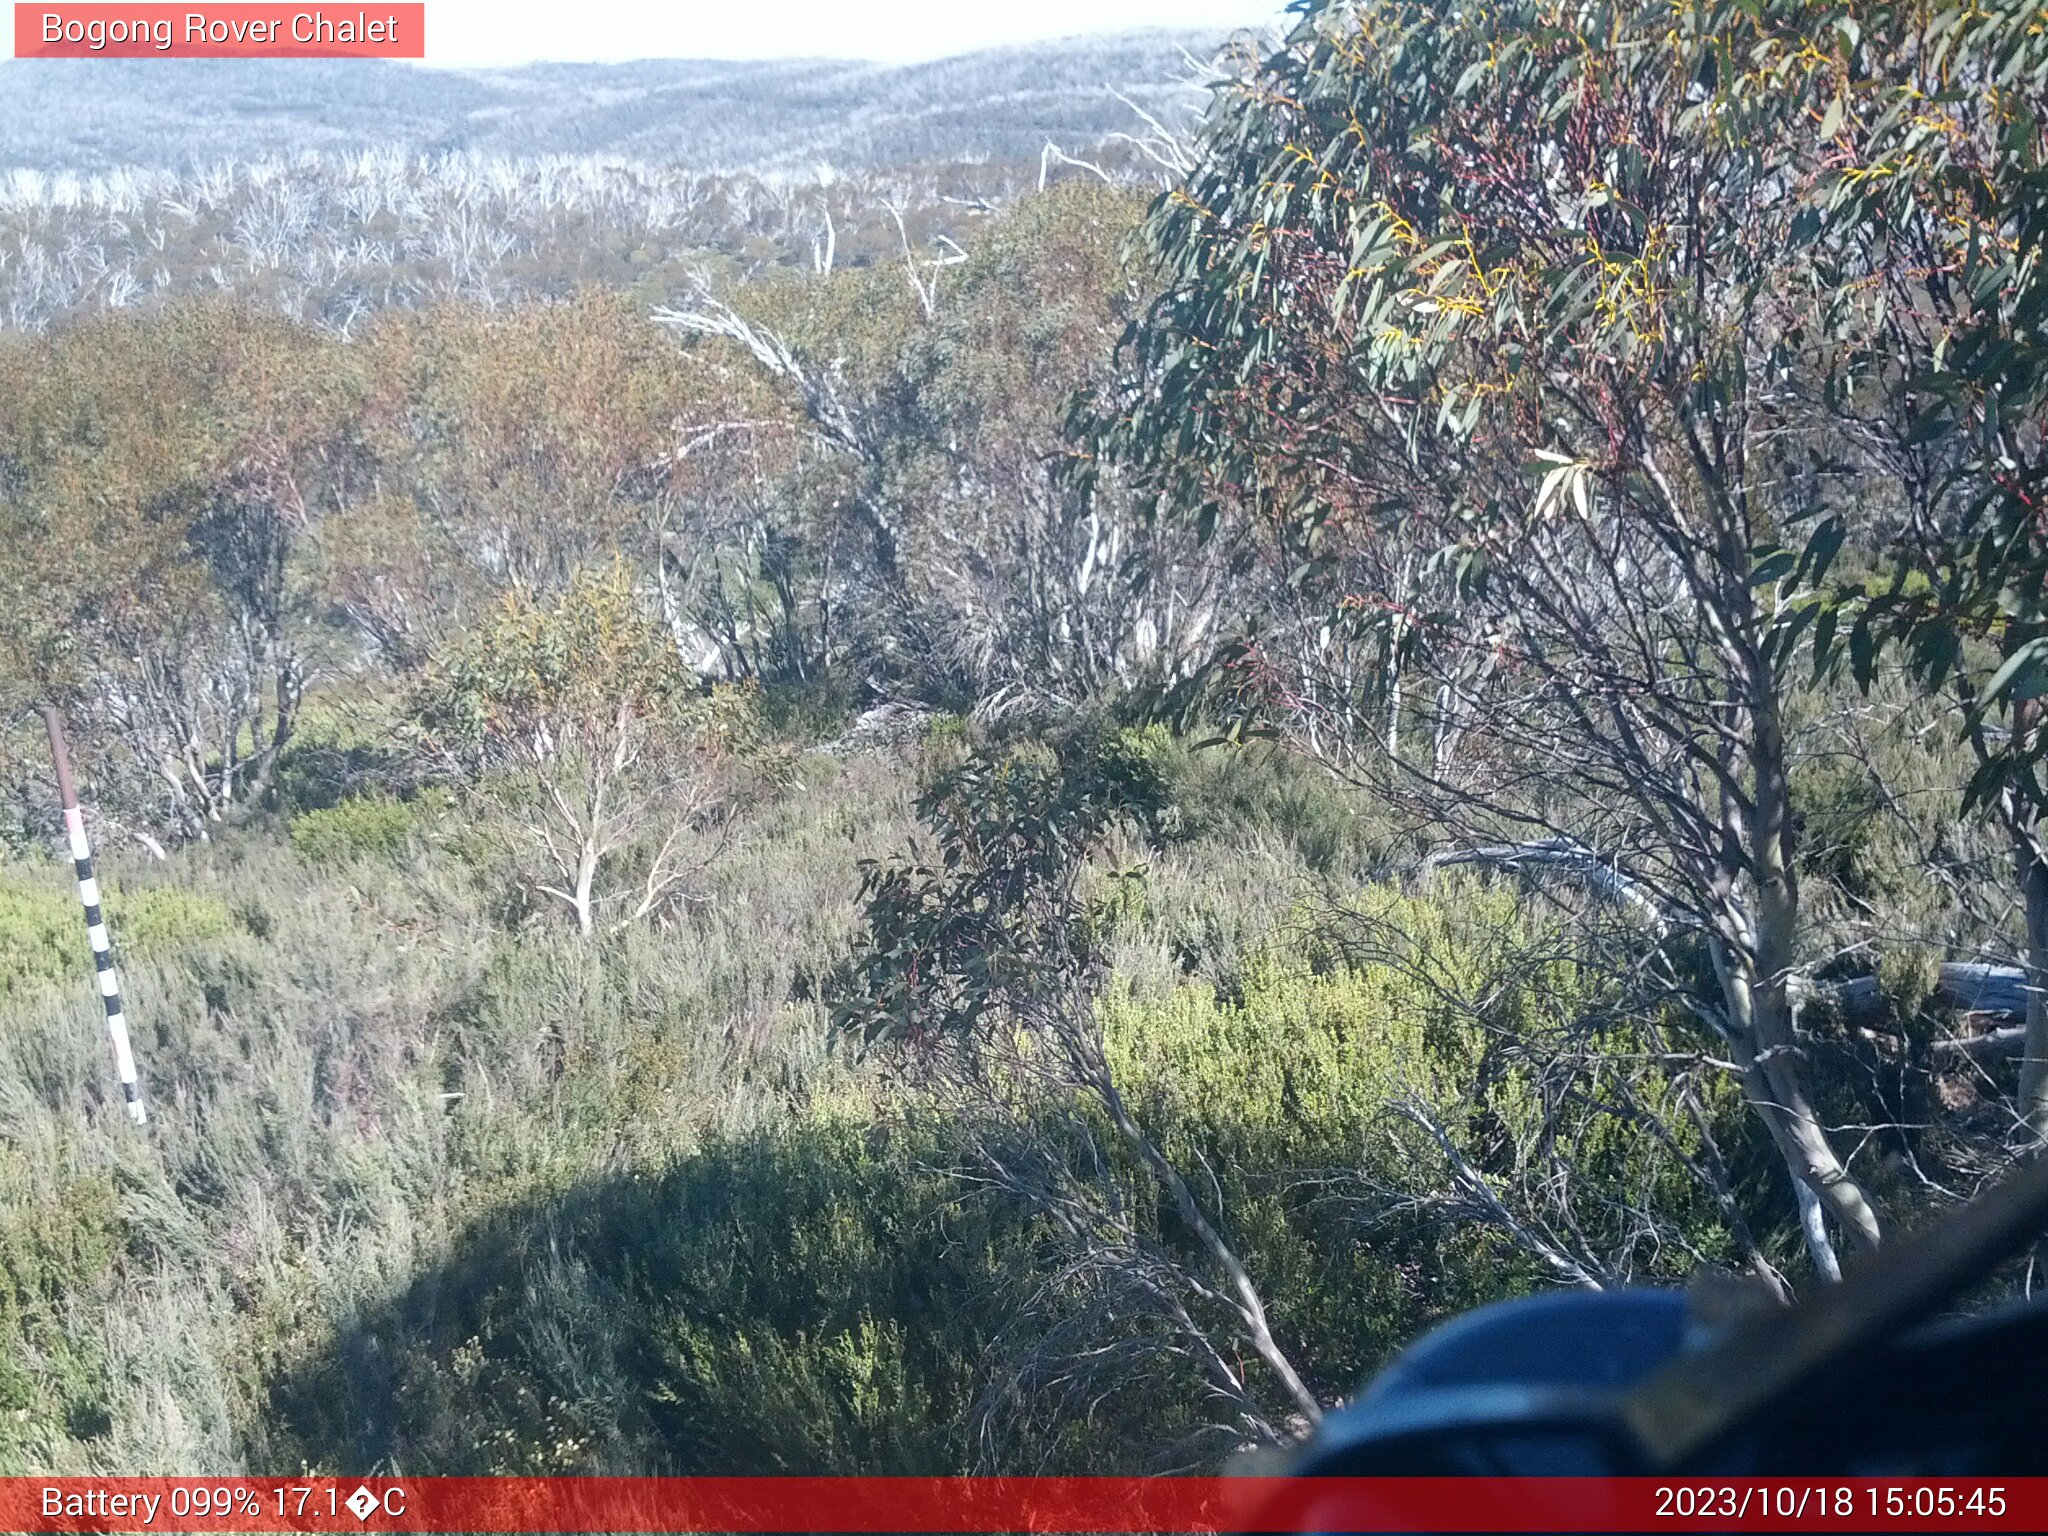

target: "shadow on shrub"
[257,1116,1031,1476]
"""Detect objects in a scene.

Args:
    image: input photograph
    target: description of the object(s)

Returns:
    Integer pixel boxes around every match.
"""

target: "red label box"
[14,4,425,58]
[4,1476,2047,1533]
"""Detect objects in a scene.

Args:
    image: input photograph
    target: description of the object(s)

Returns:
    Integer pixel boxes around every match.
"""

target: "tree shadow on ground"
[256,1117,1031,1477]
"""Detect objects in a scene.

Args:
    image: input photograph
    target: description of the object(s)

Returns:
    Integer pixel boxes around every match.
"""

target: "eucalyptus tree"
[410,562,738,937]
[0,302,366,839]
[1818,10,2048,1137]
[660,182,1228,716]
[1079,0,1922,1269]
[832,731,1325,1444]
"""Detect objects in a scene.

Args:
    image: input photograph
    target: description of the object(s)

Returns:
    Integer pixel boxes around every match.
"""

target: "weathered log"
[1804,963,2033,1027]
[1930,1027,2030,1064]
[1422,840,2035,1034]
[1938,963,2034,1017]
[1422,838,1670,933]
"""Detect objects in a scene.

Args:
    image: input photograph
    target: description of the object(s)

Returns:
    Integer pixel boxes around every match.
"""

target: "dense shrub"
[0,870,234,1000]
[270,701,412,817]
[116,888,236,954]
[1099,887,1741,1389]
[0,1159,125,1472]
[260,1113,1017,1475]
[288,795,421,866]
[0,877,73,1000]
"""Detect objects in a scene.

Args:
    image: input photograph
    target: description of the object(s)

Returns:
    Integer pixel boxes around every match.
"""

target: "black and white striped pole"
[42,707,148,1126]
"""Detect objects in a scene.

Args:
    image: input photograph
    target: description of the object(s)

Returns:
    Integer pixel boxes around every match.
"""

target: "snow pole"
[41,707,147,1125]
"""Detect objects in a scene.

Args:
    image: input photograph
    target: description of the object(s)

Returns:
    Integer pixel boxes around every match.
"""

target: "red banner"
[2,1477,2043,1532]
[13,5,425,59]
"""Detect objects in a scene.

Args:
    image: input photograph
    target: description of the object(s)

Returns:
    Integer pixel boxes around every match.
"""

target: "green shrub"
[1099,907,1510,1384]
[919,713,975,774]
[1179,741,1400,875]
[1793,759,1886,891]
[1099,886,1743,1384]
[0,877,75,1000]
[119,887,235,952]
[0,871,235,999]
[271,698,410,816]
[1082,863,1149,946]
[288,795,418,866]
[263,1113,1019,1475]
[0,1158,124,1469]
[755,671,861,743]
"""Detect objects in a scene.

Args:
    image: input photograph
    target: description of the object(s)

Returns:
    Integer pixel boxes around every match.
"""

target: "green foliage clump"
[1171,740,1399,876]
[1792,758,1886,892]
[416,560,696,765]
[835,726,1164,1046]
[264,1114,1018,1475]
[1099,945,1502,1385]
[0,877,74,1001]
[919,713,975,771]
[289,795,420,866]
[116,887,235,953]
[0,1157,124,1468]
[0,870,233,1000]
[1098,887,1739,1385]
[271,700,410,816]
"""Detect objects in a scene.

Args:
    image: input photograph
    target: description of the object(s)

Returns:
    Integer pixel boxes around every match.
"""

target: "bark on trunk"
[1739,695,1883,1257]
[1720,952,1882,1259]
[572,843,598,937]
[2014,814,2048,1139]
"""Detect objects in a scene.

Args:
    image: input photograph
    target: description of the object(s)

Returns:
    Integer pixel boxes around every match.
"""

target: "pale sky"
[417,0,1287,68]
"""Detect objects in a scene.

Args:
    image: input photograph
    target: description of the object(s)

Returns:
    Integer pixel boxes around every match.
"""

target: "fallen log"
[1930,1027,2029,1064]
[1420,840,2036,1037]
[1803,963,2033,1027]
[1421,837,1670,933]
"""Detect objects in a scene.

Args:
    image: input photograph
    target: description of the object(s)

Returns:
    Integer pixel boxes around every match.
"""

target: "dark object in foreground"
[1287,1158,2048,1483]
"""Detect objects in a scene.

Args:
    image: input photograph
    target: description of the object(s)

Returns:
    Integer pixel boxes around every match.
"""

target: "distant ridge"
[0,31,1239,173]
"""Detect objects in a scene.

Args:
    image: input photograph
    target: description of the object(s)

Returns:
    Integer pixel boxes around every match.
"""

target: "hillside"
[0,32,1233,173]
